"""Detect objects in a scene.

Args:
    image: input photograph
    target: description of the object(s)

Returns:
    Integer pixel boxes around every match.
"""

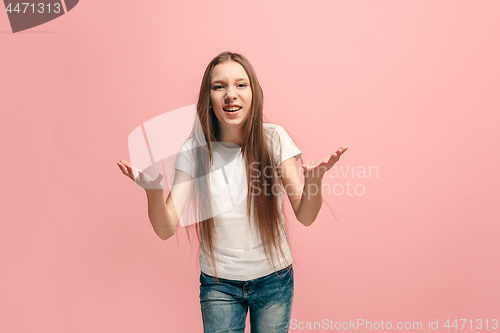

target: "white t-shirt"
[174,123,302,280]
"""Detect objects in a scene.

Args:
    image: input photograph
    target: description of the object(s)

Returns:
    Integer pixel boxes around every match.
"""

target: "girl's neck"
[219,126,243,147]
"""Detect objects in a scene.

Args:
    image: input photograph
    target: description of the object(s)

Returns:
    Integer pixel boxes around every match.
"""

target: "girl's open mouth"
[223,106,242,115]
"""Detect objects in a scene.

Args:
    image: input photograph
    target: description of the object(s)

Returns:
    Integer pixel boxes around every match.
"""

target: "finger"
[337,147,348,157]
[120,162,132,176]
[117,162,132,178]
[117,162,125,173]
[322,155,335,169]
[119,160,131,168]
[326,155,336,168]
[152,173,163,184]
[135,169,147,184]
[136,171,165,190]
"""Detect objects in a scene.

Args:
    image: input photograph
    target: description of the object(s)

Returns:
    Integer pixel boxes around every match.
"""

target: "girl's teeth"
[224,107,241,112]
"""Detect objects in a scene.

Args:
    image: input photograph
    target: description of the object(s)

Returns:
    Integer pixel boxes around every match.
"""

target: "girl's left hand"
[302,145,349,178]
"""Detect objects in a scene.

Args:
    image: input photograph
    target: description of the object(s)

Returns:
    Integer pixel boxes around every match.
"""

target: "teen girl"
[117,51,348,333]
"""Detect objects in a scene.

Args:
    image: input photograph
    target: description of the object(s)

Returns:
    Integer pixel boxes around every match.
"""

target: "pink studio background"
[1,1,499,332]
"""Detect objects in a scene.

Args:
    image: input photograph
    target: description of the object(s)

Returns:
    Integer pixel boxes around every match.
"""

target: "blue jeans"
[199,264,294,333]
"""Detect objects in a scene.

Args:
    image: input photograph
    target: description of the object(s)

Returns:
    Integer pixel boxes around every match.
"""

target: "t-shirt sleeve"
[271,125,303,166]
[174,139,197,178]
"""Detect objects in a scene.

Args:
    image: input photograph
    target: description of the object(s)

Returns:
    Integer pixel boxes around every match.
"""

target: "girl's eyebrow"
[211,78,248,85]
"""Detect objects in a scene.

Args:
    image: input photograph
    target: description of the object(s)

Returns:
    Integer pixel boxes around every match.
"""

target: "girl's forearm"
[145,189,177,240]
[295,177,323,226]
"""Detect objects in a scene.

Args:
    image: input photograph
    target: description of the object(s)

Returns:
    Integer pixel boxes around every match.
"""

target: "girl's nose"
[225,87,237,100]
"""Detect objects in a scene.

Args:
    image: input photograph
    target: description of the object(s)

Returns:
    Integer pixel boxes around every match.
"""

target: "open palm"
[302,146,349,178]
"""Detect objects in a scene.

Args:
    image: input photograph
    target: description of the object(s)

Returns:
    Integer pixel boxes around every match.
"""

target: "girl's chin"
[217,111,248,122]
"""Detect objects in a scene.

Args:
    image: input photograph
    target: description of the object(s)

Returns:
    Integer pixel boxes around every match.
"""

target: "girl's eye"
[212,83,246,90]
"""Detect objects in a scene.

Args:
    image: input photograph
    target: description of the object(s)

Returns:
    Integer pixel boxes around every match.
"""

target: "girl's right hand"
[117,159,165,190]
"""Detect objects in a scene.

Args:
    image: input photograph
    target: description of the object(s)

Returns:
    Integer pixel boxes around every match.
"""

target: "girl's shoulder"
[179,134,205,152]
[263,122,283,130]
[263,122,285,135]
[263,122,288,142]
